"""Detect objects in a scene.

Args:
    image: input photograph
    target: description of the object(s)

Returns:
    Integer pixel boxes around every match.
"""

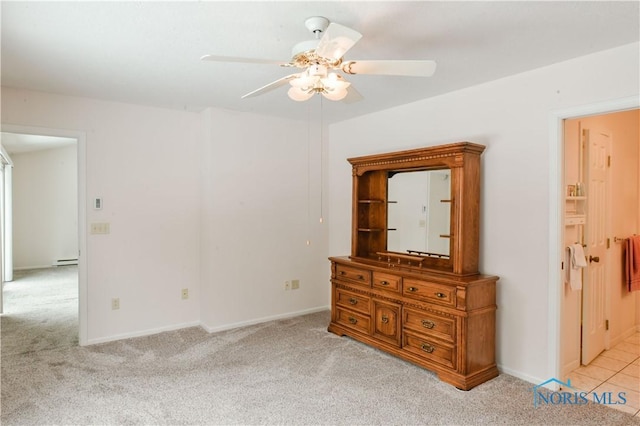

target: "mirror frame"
[348,142,486,276]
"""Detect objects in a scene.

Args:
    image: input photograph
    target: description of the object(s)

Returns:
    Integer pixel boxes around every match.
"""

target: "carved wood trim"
[352,152,461,170]
[334,281,460,320]
[401,300,459,320]
[348,142,486,175]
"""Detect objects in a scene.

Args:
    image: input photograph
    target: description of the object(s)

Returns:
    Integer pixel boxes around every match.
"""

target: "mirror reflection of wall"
[387,170,451,256]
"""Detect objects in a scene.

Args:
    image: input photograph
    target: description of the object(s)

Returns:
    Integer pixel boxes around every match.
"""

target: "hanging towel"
[625,235,640,292]
[566,244,587,291]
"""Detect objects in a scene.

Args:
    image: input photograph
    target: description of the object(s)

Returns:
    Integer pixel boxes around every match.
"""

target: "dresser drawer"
[403,307,456,343]
[335,307,370,335]
[403,331,456,370]
[373,271,401,293]
[335,264,371,287]
[335,287,370,315]
[403,278,456,307]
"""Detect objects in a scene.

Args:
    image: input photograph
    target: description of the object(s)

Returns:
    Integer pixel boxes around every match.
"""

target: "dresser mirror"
[387,169,451,258]
[349,142,485,276]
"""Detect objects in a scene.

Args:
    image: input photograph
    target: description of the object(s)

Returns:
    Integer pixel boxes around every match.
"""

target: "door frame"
[549,96,639,381]
[1,123,88,346]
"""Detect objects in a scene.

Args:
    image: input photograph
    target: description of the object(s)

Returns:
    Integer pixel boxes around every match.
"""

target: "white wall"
[1,87,331,342]
[1,89,203,342]
[12,144,78,269]
[199,108,329,331]
[328,42,640,385]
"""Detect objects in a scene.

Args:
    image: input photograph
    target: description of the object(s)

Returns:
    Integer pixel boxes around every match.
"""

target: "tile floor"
[566,333,640,416]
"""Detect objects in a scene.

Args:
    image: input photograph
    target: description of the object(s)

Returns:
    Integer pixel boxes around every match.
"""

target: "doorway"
[557,107,640,414]
[0,124,87,345]
[561,109,639,369]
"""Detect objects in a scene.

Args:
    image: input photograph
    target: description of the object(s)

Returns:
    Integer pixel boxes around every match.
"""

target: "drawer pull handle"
[408,287,418,292]
[380,280,389,286]
[340,271,346,275]
[435,292,447,299]
[349,298,358,305]
[421,320,435,329]
[381,315,389,324]
[348,316,357,325]
[357,275,364,280]
[421,343,435,353]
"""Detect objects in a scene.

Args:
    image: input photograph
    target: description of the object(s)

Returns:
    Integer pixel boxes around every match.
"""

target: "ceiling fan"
[201,16,437,102]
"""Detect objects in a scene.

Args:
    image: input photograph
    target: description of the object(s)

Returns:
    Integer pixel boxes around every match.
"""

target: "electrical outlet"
[284,281,291,291]
[111,298,120,310]
[181,288,189,300]
[291,279,300,290]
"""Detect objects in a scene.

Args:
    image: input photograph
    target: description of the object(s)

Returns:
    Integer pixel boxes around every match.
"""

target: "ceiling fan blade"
[241,74,300,99]
[200,54,286,65]
[342,86,363,104]
[342,60,437,77]
[315,23,363,61]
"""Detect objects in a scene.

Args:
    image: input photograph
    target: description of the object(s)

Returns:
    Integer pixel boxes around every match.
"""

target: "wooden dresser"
[328,142,499,390]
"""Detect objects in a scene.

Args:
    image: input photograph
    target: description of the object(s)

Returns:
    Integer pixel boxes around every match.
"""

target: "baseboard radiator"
[53,258,78,266]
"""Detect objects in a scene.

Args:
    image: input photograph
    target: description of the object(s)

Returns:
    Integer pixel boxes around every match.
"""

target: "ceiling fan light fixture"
[287,86,314,102]
[287,70,351,101]
[289,73,319,89]
[308,63,328,77]
[322,73,350,91]
[321,88,349,101]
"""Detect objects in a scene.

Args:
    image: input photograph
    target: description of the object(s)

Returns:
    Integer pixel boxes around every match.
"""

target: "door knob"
[589,255,600,263]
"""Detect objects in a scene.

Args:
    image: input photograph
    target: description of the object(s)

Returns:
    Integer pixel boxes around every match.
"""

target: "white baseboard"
[85,307,330,346]
[85,320,202,346]
[13,265,54,271]
[498,364,548,388]
[14,262,79,270]
[561,360,581,379]
[610,325,638,348]
[201,306,330,334]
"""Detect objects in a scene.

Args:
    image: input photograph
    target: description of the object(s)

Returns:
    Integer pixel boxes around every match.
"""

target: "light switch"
[90,223,110,234]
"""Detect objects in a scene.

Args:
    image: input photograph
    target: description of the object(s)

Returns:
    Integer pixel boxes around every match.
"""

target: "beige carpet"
[1,266,78,356]
[1,267,638,425]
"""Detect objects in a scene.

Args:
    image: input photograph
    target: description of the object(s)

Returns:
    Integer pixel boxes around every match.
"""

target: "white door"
[581,127,610,365]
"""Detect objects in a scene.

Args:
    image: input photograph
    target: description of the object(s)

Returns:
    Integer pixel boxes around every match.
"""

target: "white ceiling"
[1,132,77,155]
[1,1,639,125]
